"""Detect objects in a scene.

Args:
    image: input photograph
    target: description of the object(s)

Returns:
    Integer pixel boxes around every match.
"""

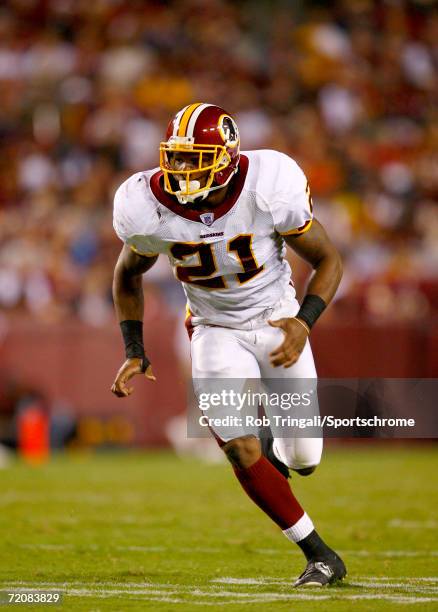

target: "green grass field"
[0,444,437,611]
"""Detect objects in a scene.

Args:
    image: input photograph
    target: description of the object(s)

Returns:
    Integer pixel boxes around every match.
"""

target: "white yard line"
[32,589,438,605]
[2,580,438,605]
[347,582,438,594]
[213,576,438,586]
[389,519,438,529]
[212,577,438,594]
[16,543,438,559]
[343,550,438,558]
[115,545,166,552]
[19,544,75,551]
[4,576,438,589]
[6,586,435,605]
[356,576,438,582]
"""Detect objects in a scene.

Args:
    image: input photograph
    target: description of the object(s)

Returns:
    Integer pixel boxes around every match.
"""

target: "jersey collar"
[149,154,249,223]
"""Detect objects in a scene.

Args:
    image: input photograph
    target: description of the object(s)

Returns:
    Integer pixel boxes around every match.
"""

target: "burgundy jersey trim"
[149,155,249,223]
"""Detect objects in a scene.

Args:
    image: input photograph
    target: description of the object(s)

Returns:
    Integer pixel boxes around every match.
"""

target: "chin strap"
[175,168,237,205]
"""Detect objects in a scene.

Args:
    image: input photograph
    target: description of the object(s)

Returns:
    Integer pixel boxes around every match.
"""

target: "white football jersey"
[113,149,313,328]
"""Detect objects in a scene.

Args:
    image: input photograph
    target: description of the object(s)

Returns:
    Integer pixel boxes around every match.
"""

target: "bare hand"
[111,358,156,397]
[268,318,308,368]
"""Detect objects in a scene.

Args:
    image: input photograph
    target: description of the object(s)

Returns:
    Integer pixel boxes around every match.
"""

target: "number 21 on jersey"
[170,234,264,289]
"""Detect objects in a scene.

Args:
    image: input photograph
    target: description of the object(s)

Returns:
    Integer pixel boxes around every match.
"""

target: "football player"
[111,103,346,587]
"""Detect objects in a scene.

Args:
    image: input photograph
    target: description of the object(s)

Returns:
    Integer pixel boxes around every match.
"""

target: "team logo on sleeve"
[200,212,215,226]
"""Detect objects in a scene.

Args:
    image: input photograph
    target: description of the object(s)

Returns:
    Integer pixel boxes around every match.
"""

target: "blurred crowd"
[0,0,437,327]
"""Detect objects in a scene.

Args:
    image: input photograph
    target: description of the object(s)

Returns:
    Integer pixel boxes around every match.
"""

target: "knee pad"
[273,438,323,471]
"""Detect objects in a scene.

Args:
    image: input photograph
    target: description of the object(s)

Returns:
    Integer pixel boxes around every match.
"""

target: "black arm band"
[296,294,327,330]
[120,320,150,372]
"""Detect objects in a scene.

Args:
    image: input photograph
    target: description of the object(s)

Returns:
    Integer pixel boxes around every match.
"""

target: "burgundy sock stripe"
[234,456,304,530]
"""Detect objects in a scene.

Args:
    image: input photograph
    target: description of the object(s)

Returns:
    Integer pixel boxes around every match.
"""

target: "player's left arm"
[269,219,342,367]
[284,218,343,305]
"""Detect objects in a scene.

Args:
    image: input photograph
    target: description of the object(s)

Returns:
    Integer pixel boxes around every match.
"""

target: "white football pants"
[190,289,323,470]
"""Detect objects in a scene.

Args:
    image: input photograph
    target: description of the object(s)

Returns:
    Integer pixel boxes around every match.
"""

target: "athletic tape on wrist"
[120,320,151,369]
[296,294,327,329]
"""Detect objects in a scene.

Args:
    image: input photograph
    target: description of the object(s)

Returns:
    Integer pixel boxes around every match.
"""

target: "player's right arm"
[111,245,158,397]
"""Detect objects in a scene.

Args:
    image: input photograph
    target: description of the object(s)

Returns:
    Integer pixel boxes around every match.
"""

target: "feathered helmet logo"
[219,115,239,148]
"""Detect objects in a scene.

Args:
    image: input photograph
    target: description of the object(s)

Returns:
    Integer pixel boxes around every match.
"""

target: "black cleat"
[259,428,290,479]
[294,553,347,587]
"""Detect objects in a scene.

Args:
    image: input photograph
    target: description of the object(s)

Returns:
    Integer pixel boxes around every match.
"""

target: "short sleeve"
[113,172,160,256]
[270,153,313,236]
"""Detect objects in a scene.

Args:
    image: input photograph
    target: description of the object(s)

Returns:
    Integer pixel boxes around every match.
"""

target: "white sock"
[282,512,314,543]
